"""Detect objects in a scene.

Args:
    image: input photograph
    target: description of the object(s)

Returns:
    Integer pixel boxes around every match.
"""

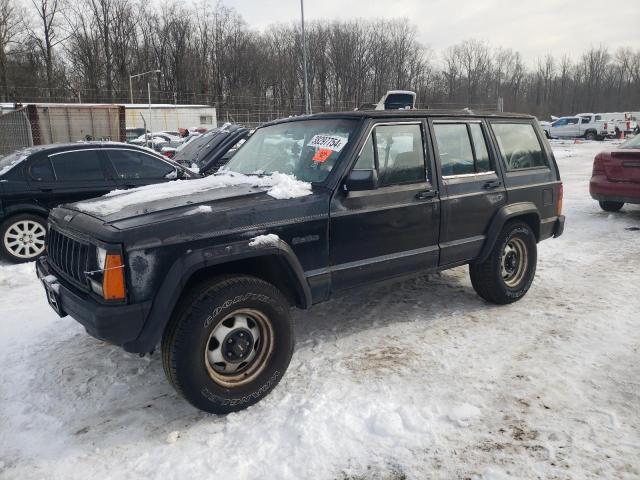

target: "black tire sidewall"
[494,223,537,302]
[169,278,294,414]
[0,213,47,263]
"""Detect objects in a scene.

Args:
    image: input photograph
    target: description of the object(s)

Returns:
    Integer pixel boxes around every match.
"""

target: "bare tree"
[26,0,63,99]
[0,0,21,101]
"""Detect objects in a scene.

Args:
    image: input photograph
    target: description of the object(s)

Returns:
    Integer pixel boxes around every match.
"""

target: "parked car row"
[542,111,639,140]
[0,125,248,263]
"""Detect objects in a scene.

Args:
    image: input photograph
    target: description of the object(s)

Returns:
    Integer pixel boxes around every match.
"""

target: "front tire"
[470,221,537,305]
[0,213,47,263]
[161,275,294,414]
[599,201,624,212]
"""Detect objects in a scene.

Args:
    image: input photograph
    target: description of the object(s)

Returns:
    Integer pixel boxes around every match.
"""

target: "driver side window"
[354,123,427,186]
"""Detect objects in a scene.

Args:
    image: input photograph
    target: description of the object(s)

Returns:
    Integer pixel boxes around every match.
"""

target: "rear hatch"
[604,151,640,183]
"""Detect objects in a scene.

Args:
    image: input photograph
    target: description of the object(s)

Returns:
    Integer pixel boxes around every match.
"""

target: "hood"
[52,172,315,247]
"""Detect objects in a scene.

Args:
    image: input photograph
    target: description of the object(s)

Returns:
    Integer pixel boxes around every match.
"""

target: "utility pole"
[129,70,161,141]
[300,0,310,114]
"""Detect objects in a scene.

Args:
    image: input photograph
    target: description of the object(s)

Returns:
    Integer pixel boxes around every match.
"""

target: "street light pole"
[129,70,161,141]
[300,0,310,115]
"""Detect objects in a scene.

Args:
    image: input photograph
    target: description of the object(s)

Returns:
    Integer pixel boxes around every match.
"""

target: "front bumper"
[36,256,151,348]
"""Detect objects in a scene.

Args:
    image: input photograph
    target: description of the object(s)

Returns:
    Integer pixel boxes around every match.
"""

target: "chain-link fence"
[0,108,33,156]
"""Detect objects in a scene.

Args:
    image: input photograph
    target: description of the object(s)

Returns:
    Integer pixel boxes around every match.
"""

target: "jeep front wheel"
[469,221,537,304]
[161,275,294,414]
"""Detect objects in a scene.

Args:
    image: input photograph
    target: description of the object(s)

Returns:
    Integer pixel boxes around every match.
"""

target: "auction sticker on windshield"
[307,135,347,152]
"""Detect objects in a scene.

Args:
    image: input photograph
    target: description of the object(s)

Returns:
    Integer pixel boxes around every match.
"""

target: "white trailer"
[123,104,217,132]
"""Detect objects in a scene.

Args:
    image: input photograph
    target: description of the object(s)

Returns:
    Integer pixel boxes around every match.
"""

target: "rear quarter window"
[491,122,547,171]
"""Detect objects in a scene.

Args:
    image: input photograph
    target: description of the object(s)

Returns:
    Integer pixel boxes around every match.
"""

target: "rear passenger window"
[491,123,547,170]
[50,151,105,181]
[107,150,174,180]
[433,123,492,176]
[29,157,55,182]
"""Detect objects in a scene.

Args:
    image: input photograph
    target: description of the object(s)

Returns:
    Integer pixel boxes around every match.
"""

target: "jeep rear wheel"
[0,214,47,263]
[469,221,537,304]
[161,275,294,414]
[599,201,624,212]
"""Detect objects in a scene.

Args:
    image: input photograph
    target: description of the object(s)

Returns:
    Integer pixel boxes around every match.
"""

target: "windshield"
[174,129,226,165]
[620,135,640,149]
[223,119,358,183]
[0,148,35,176]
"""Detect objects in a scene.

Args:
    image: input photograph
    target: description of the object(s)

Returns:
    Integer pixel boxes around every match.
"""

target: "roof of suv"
[263,109,534,127]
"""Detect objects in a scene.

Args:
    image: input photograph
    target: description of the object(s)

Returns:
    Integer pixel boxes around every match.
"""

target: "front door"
[329,120,440,291]
[430,119,506,265]
[27,149,118,210]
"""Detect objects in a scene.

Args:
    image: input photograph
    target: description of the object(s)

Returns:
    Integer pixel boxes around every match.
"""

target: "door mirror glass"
[344,169,378,191]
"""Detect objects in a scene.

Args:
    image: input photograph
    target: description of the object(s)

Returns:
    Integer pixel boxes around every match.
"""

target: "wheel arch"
[124,239,311,353]
[1,204,49,222]
[474,203,540,264]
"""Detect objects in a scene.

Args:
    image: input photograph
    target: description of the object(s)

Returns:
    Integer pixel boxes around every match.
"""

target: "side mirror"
[344,169,378,192]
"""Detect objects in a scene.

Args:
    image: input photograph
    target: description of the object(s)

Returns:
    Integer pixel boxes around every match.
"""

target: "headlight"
[89,246,126,301]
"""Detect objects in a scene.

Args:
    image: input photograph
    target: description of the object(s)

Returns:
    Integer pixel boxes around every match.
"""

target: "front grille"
[47,227,91,289]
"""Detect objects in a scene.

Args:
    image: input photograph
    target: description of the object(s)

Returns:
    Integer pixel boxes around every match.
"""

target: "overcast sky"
[225,0,639,64]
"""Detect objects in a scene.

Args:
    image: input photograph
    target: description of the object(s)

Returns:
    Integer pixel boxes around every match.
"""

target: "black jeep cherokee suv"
[36,110,565,414]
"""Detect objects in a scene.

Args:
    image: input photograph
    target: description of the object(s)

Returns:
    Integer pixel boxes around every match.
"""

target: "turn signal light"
[103,253,126,300]
[557,183,563,216]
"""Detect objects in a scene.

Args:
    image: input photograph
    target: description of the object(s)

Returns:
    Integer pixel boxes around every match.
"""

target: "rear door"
[430,119,506,265]
[104,148,179,189]
[329,120,440,290]
[27,149,117,210]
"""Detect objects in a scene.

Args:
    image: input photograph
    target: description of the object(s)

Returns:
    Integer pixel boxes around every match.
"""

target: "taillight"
[103,253,126,300]
[627,121,631,130]
[592,154,606,176]
[604,122,608,130]
[163,151,174,158]
[556,183,563,216]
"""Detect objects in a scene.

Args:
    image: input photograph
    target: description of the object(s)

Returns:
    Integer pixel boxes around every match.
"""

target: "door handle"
[483,180,502,190]
[416,190,438,200]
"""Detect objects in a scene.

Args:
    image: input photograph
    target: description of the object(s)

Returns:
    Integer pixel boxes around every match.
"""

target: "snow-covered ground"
[1,140,639,479]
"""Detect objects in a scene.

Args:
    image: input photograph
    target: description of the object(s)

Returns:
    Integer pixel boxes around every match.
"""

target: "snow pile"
[445,403,481,427]
[185,205,213,215]
[249,234,280,248]
[265,172,313,199]
[0,262,35,288]
[75,172,312,216]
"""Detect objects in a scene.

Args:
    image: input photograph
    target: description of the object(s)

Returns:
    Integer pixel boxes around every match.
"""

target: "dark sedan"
[0,142,197,262]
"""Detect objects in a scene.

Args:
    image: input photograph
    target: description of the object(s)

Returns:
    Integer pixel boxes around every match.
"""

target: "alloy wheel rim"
[3,220,46,259]
[501,237,528,288]
[204,308,274,388]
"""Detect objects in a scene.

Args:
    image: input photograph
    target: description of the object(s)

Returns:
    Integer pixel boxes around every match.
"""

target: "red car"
[590,135,640,211]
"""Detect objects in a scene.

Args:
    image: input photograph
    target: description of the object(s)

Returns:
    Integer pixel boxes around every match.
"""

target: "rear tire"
[0,213,47,263]
[161,275,294,414]
[599,201,624,212]
[470,221,537,305]
[585,131,596,141]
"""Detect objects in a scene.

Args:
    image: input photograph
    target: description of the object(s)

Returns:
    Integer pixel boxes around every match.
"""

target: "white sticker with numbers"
[307,135,348,152]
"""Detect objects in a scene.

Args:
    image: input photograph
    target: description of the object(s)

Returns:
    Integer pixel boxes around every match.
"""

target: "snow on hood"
[74,172,312,216]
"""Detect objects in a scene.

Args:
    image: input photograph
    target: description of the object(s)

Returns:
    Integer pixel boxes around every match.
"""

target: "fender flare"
[125,238,311,353]
[1,204,49,221]
[474,202,540,264]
